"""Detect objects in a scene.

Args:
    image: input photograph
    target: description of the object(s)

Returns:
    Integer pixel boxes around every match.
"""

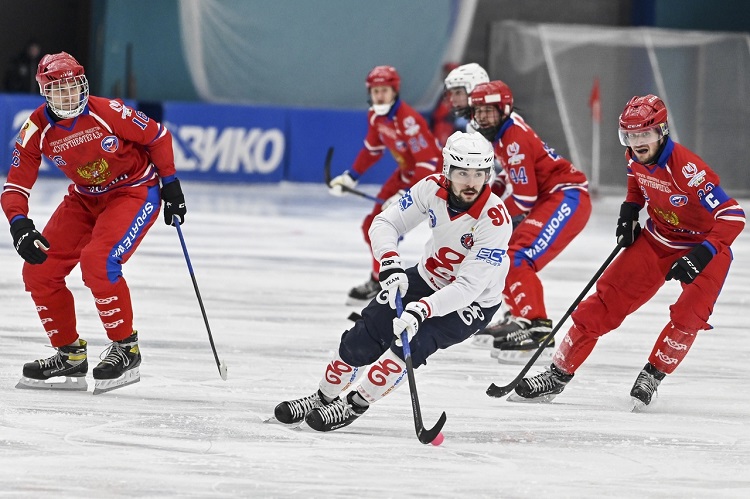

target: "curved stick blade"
[486,382,514,398]
[417,411,447,444]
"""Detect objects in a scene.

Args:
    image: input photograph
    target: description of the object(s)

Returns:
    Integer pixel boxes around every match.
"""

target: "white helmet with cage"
[441,131,494,184]
[444,63,489,94]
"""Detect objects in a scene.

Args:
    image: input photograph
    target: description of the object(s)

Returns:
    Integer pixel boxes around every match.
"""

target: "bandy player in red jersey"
[468,80,591,362]
[328,65,443,306]
[2,52,187,394]
[513,94,746,409]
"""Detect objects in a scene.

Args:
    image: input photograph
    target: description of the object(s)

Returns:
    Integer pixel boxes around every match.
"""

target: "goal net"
[488,21,750,195]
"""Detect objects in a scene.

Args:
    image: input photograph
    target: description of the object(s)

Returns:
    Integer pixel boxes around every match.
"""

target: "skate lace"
[315,399,352,424]
[525,371,557,394]
[287,393,323,420]
[38,351,64,369]
[505,328,532,343]
[99,342,130,367]
[633,371,659,395]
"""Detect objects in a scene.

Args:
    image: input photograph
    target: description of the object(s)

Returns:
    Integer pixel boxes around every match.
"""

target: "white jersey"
[369,174,512,318]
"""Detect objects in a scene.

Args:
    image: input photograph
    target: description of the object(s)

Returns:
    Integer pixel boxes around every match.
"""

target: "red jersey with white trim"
[624,138,745,253]
[351,99,442,185]
[369,174,512,317]
[2,96,175,222]
[494,113,588,218]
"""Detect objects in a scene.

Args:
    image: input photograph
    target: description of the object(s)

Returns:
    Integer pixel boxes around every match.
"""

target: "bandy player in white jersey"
[274,131,512,433]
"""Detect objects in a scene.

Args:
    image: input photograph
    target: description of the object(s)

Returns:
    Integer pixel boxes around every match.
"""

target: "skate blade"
[630,396,656,413]
[495,348,554,365]
[471,334,496,349]
[263,417,303,429]
[93,367,140,395]
[506,391,558,403]
[15,376,88,391]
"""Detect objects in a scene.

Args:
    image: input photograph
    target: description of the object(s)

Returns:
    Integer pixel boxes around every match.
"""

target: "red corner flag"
[589,78,601,123]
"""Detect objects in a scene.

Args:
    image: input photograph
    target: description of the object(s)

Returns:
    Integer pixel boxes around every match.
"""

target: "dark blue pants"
[339,267,500,368]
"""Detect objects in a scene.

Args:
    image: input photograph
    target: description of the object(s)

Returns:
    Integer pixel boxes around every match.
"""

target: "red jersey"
[351,99,442,185]
[624,138,745,253]
[494,113,588,218]
[2,96,176,222]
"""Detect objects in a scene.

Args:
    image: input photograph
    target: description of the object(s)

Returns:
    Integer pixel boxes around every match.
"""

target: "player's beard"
[448,185,482,211]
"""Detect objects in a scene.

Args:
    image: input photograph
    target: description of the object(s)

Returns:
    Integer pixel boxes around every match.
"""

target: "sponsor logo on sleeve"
[16,119,39,148]
[399,191,414,211]
[476,247,506,266]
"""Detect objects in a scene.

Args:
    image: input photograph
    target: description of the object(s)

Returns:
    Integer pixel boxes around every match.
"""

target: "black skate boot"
[305,391,369,432]
[92,331,141,395]
[274,390,330,425]
[630,362,666,411]
[345,276,381,306]
[508,363,574,402]
[16,340,88,391]
[471,312,527,349]
[492,318,555,364]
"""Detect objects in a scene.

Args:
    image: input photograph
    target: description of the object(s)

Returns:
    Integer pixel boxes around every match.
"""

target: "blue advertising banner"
[2,94,398,186]
[286,108,396,185]
[163,102,287,183]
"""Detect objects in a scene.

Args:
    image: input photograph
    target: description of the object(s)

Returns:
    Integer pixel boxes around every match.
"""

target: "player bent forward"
[511,95,745,409]
[275,132,512,431]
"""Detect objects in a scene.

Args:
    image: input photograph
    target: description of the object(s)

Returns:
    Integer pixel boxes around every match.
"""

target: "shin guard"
[648,322,697,374]
[319,353,363,401]
[356,349,409,405]
[552,325,598,374]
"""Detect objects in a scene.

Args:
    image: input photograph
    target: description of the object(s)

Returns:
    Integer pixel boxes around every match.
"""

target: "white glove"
[378,252,408,309]
[393,300,430,347]
[381,189,406,211]
[329,171,358,196]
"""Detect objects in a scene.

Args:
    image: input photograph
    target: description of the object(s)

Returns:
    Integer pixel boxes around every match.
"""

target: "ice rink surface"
[1,179,748,498]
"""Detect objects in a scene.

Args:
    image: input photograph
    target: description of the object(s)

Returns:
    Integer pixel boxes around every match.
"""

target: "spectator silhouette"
[4,40,42,93]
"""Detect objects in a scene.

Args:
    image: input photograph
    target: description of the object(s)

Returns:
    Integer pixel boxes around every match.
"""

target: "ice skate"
[492,318,555,364]
[472,313,527,349]
[273,390,331,425]
[345,276,381,306]
[305,391,369,432]
[507,363,573,403]
[630,363,665,411]
[92,332,141,395]
[16,340,89,391]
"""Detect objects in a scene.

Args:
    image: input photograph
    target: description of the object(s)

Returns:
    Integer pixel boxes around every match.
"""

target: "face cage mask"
[42,75,89,119]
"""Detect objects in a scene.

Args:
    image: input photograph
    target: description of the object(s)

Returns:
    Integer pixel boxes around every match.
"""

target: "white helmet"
[442,131,494,184]
[444,63,489,94]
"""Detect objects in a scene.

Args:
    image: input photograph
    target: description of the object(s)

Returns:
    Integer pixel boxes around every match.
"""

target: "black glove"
[616,202,641,247]
[512,213,527,230]
[666,244,713,284]
[161,179,187,226]
[10,218,49,264]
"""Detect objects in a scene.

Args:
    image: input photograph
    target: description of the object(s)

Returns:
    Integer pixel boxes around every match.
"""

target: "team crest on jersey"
[403,116,420,136]
[460,233,474,249]
[77,159,111,184]
[669,194,688,207]
[682,162,706,187]
[428,209,437,228]
[101,136,119,153]
[506,142,525,165]
[16,119,38,148]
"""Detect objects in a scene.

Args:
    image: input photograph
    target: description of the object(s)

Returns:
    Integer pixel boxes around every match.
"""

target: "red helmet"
[618,94,669,146]
[469,80,513,115]
[36,52,85,87]
[366,65,400,93]
[35,52,89,119]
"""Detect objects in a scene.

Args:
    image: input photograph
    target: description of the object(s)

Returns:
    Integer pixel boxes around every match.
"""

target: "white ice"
[1,179,748,497]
